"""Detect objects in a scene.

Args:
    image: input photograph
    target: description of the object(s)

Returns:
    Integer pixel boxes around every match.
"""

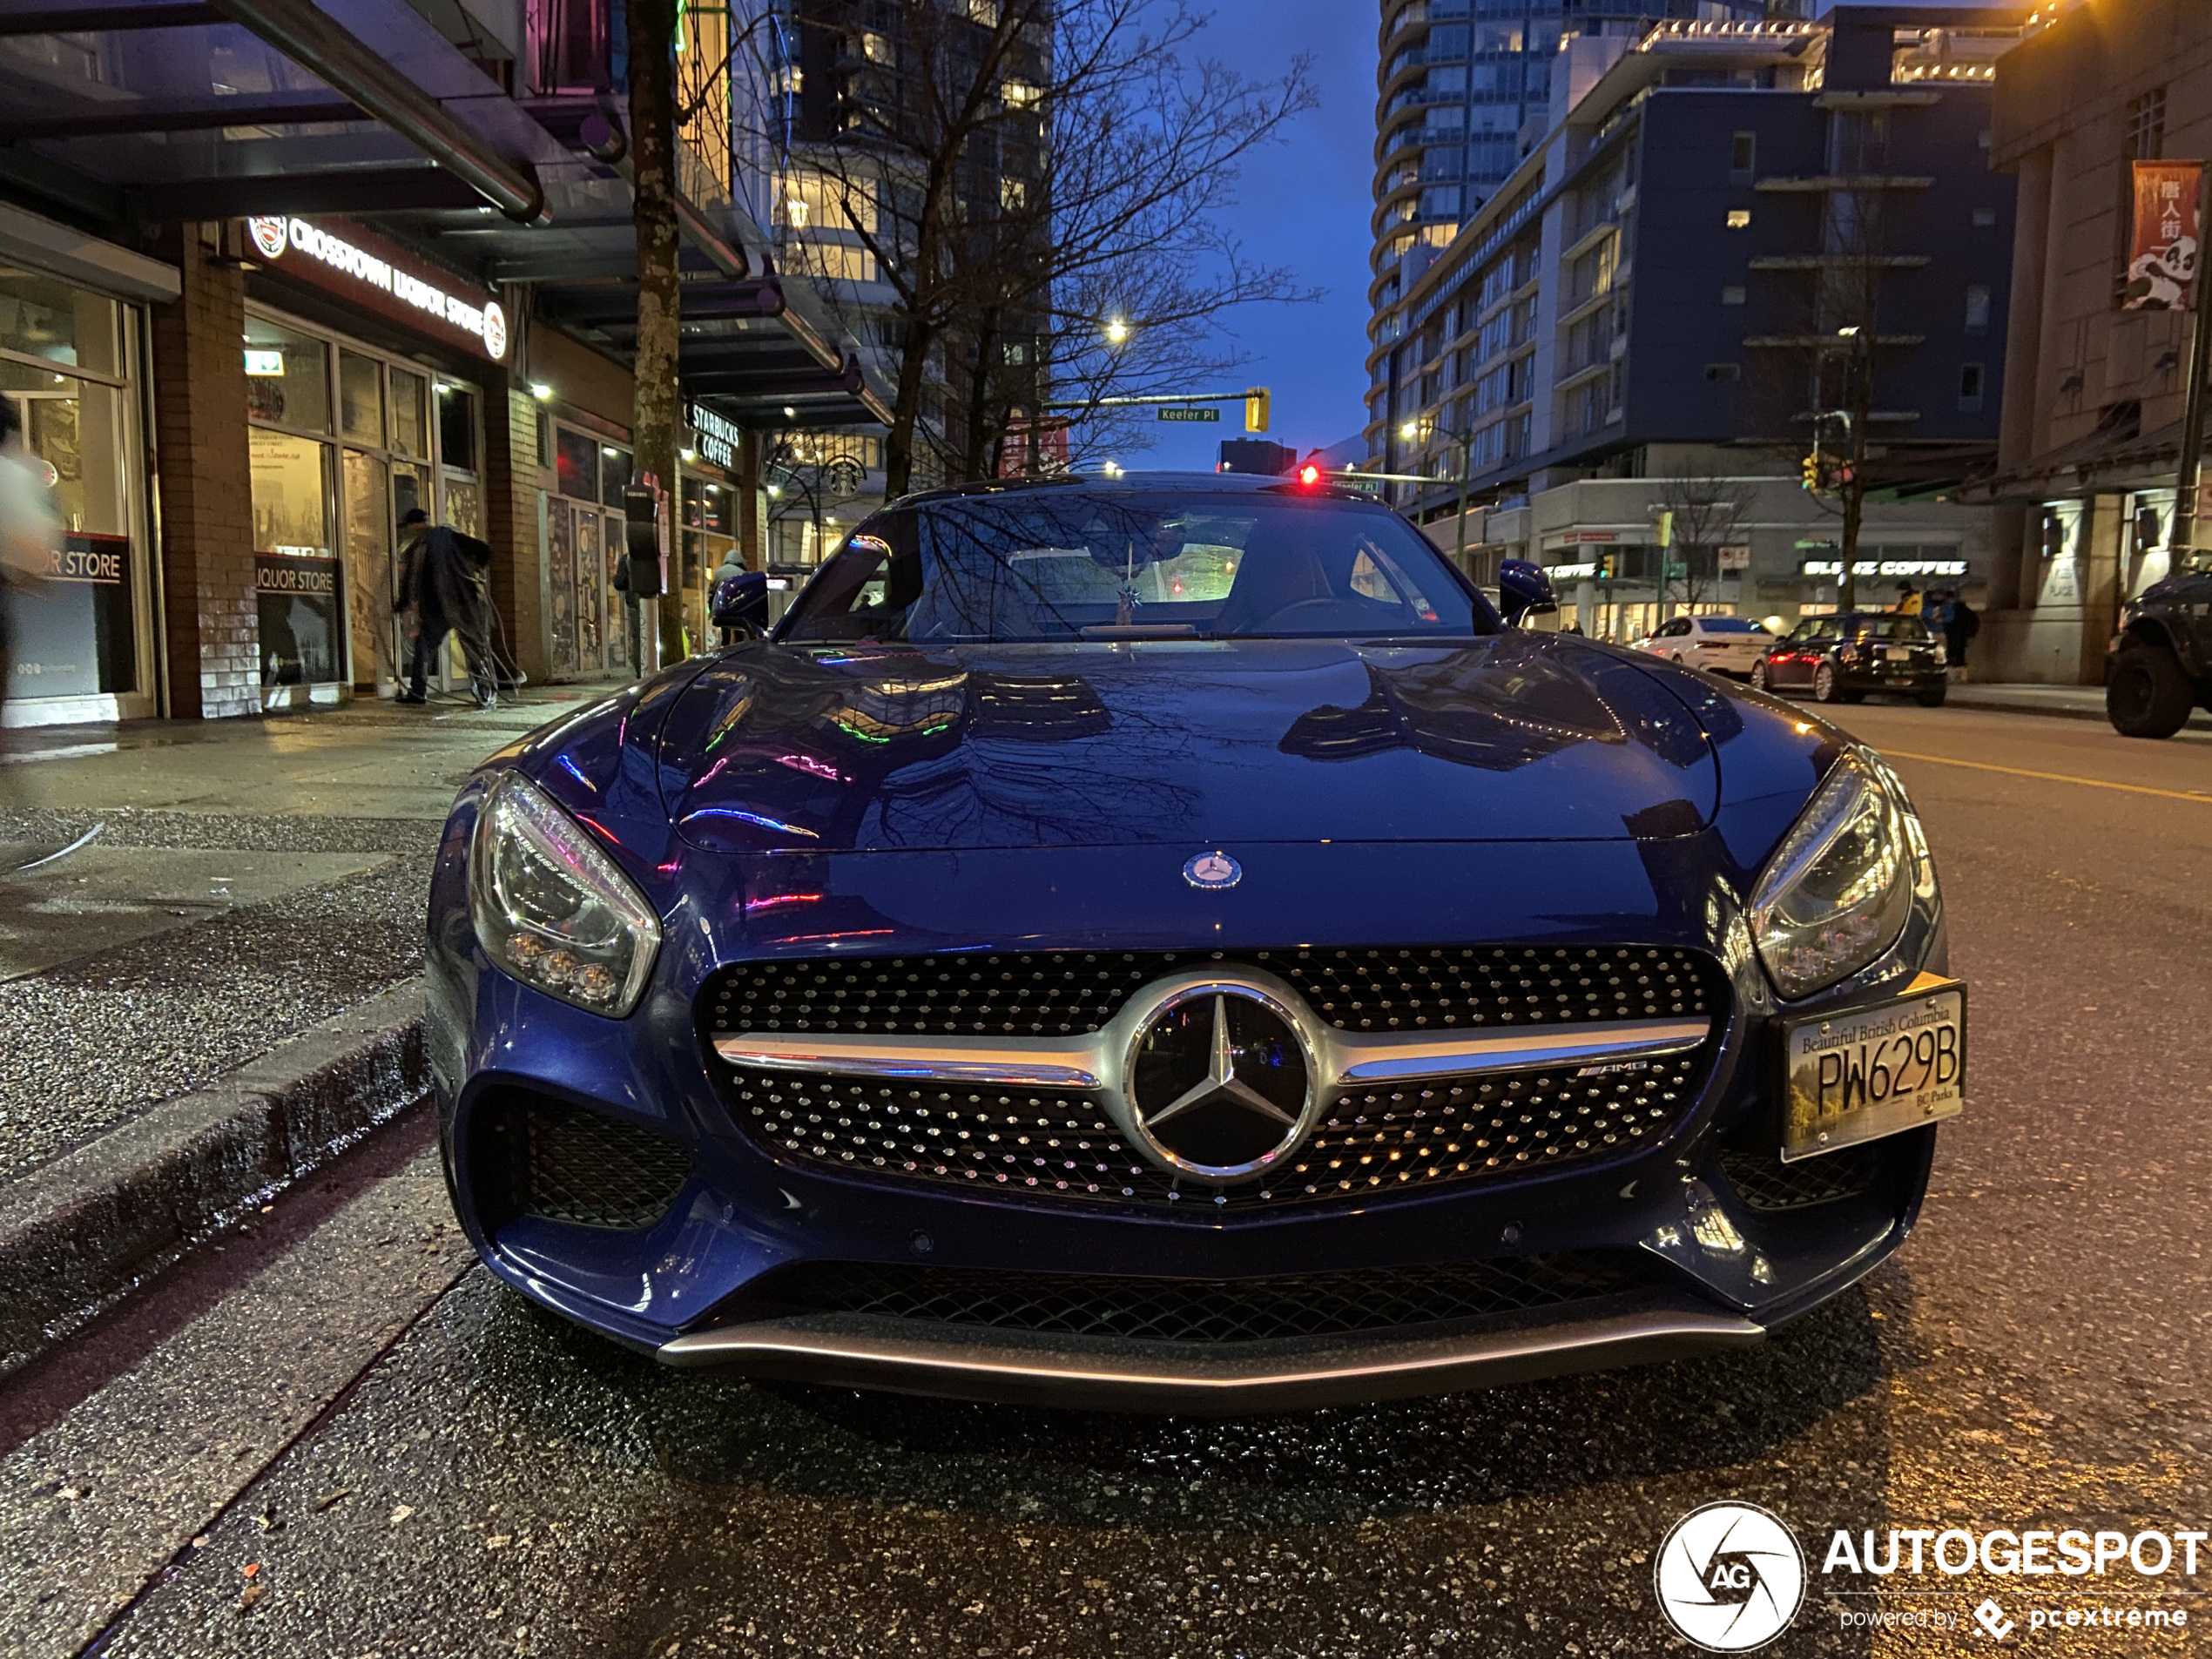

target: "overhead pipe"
[204,0,546,224]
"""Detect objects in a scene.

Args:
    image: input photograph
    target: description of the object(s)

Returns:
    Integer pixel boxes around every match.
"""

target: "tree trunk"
[961,310,1001,483]
[628,0,686,665]
[1839,353,1871,613]
[883,314,935,499]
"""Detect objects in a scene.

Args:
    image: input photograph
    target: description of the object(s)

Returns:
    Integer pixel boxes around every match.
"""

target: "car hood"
[648,634,1723,854]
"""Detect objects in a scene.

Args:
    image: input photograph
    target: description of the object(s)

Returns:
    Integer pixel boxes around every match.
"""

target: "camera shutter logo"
[1655,1502,1806,1651]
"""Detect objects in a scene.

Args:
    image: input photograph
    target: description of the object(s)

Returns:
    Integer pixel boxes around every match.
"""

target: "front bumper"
[428,828,1948,1412]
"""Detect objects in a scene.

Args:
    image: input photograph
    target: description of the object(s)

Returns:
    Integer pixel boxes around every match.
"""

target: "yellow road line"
[1875,747,2212,804]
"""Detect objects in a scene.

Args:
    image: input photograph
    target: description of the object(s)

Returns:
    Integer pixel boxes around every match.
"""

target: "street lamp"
[529,381,554,401]
[1105,318,1130,346]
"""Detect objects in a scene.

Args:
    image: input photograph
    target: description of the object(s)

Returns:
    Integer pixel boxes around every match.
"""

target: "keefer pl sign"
[246,215,509,360]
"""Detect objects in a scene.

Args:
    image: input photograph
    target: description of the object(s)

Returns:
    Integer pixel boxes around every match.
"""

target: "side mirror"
[711,570,770,634]
[1496,557,1557,626]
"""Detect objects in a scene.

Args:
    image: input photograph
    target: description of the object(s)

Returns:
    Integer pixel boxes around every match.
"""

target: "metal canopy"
[0,0,887,429]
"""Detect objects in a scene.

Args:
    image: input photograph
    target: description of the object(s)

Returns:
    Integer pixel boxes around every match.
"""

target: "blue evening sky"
[1132,0,2016,476]
[1131,0,1379,473]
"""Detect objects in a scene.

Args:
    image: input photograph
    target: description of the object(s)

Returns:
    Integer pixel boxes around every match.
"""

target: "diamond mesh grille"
[722,1045,1710,1211]
[511,1096,694,1231]
[705,944,1716,1038]
[1718,1143,1885,1212]
[718,1253,1652,1345]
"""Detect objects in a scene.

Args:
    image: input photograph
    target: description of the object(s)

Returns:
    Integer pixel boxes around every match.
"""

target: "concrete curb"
[0,981,430,1377]
[1946,691,2212,731]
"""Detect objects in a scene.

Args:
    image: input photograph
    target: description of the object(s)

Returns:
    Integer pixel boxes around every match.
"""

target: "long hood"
[647,635,1723,855]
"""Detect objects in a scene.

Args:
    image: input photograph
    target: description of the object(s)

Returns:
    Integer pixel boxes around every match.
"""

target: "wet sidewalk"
[0,687,616,1186]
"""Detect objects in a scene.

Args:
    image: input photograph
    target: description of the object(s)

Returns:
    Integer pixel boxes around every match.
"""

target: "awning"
[0,0,887,428]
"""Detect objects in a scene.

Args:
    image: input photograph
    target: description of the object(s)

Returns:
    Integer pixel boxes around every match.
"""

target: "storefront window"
[339,351,384,446]
[249,428,342,685]
[601,445,631,506]
[445,475,482,536]
[437,383,477,471]
[342,448,393,689]
[390,367,428,458]
[243,316,329,431]
[0,269,121,379]
[2,355,137,699]
[556,428,598,500]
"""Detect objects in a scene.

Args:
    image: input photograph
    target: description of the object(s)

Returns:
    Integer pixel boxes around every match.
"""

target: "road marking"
[1877,748,2212,804]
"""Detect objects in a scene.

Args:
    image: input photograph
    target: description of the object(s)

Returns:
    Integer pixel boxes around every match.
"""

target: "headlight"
[469,771,662,1016]
[1748,750,1919,1001]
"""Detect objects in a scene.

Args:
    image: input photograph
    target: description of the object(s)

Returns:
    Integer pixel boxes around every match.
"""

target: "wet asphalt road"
[17,701,2212,1658]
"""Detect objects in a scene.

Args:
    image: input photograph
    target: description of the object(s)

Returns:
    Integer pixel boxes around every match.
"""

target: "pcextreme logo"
[1655,1502,1809,1651]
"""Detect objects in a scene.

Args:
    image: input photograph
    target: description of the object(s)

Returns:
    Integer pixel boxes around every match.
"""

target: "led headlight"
[469,771,662,1016]
[1748,750,1919,1001]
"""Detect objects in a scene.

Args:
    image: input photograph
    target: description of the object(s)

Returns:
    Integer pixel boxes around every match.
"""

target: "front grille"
[714,1252,1651,1345]
[708,946,1724,1212]
[1719,1143,1884,1212]
[705,944,1717,1038]
[496,1095,695,1231]
[725,1047,1711,1211]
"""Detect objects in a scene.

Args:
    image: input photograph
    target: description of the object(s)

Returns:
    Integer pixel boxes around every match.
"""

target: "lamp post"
[1834,325,1871,613]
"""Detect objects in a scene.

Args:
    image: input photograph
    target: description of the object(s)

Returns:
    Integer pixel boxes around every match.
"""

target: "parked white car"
[1631,615,1773,679]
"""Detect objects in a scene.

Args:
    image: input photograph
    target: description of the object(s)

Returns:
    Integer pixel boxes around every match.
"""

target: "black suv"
[2107,567,2212,738]
[1750,611,1947,705]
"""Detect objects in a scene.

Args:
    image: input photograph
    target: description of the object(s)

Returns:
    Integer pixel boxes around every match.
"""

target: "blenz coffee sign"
[246,215,508,361]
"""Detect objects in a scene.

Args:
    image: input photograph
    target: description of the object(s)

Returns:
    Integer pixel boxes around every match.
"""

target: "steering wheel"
[1231,597,1386,634]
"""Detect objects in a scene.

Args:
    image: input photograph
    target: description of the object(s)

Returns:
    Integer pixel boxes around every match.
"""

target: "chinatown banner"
[2123,160,2203,310]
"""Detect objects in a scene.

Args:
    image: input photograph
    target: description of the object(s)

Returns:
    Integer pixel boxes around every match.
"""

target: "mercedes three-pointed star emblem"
[1144,995,1299,1131]
[1125,981,1315,1180]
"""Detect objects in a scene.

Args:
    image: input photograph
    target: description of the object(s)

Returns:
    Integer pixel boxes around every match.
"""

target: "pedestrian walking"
[395,508,498,708]
[1940,588,1979,675]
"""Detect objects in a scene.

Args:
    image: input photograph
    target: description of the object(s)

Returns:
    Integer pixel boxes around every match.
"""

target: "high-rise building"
[1368,0,1778,357]
[1363,7,2023,643]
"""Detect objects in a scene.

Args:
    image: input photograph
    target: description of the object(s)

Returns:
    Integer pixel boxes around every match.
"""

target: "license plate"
[1885,645,1912,662]
[1778,977,1966,1161]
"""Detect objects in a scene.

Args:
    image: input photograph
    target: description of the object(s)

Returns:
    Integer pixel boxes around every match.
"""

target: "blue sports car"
[427,473,1964,1412]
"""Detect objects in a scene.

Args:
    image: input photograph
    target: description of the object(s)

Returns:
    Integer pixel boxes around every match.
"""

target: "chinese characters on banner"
[2124,160,2203,311]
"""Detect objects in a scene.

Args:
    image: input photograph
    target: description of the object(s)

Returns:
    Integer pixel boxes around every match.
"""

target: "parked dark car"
[426,473,1961,1413]
[1750,612,1947,706]
[2107,566,2212,738]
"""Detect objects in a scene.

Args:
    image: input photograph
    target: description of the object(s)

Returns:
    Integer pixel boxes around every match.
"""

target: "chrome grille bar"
[714,1015,1712,1092]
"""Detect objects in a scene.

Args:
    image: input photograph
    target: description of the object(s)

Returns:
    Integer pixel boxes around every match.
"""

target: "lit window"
[1001,178,1028,211]
[861,31,892,64]
[775,171,876,233]
[1726,209,1751,229]
[1002,78,1040,109]
[1964,285,1991,331]
[967,0,1001,25]
[775,65,802,97]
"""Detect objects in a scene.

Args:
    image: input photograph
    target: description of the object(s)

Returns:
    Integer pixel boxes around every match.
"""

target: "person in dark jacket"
[395,508,497,707]
[1939,588,1979,673]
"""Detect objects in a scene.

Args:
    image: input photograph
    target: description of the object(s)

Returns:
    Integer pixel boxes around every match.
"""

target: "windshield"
[1696,617,1764,634]
[779,489,1495,644]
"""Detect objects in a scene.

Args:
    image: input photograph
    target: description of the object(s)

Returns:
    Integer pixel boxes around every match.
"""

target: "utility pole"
[1833,325,1872,614]
[1453,431,1474,577]
[2170,166,2212,567]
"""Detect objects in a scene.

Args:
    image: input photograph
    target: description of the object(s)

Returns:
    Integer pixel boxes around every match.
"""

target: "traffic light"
[1599,553,1618,580]
[1245,388,1271,434]
[1800,453,1822,492]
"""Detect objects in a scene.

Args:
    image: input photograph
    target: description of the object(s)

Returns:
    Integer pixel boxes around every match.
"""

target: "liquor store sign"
[246,215,508,361]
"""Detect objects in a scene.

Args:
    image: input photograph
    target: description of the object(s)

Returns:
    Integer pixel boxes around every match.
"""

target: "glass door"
[575,509,603,673]
[549,499,577,675]
[341,448,391,691]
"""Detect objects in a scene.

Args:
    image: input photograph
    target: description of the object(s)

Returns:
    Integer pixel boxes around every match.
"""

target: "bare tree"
[755,0,1317,495]
[628,0,687,660]
[1650,468,1757,616]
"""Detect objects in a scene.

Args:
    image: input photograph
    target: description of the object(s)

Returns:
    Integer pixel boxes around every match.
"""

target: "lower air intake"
[713,1253,1653,1345]
[485,1093,694,1231]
